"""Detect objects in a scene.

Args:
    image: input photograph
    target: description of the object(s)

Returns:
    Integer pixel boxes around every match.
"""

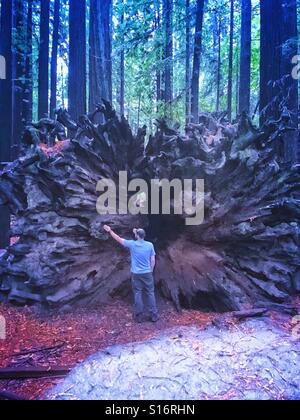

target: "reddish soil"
[0,300,215,400]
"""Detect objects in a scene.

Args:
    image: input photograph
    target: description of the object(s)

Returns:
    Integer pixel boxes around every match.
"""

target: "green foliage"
[11,0,299,130]
[112,0,262,131]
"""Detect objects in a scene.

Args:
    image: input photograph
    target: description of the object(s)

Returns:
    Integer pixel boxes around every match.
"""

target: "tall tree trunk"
[38,0,50,119]
[216,16,221,112]
[191,0,205,122]
[50,0,60,118]
[119,47,125,116]
[155,1,162,109]
[163,0,173,115]
[0,0,13,162]
[281,0,298,162]
[185,0,191,124]
[69,0,86,122]
[119,0,125,116]
[89,0,112,120]
[260,0,298,162]
[236,49,239,116]
[227,0,234,121]
[137,93,141,130]
[61,63,65,108]
[260,0,283,125]
[239,0,252,114]
[0,0,13,248]
[12,0,26,156]
[24,0,33,123]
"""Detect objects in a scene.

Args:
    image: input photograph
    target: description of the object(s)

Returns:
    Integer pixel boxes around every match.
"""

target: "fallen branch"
[0,391,26,400]
[0,367,70,380]
[257,302,298,316]
[212,308,269,329]
[13,343,65,357]
[231,308,268,320]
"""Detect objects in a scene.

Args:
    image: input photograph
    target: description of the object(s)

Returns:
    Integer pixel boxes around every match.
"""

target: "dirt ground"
[0,299,217,400]
[0,296,299,400]
[49,318,300,400]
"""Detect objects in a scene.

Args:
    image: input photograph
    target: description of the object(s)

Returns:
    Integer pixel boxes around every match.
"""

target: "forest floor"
[0,297,299,400]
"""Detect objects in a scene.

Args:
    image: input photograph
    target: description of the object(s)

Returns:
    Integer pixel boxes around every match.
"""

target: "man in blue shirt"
[104,225,159,323]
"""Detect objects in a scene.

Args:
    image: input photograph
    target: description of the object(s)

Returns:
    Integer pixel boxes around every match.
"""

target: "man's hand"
[104,225,112,233]
[103,225,124,246]
[151,256,156,272]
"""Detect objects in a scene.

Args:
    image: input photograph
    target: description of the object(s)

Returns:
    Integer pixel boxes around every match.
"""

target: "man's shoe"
[134,314,144,324]
[151,314,160,323]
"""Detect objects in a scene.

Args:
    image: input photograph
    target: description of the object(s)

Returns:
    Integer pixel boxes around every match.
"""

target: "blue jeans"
[131,273,158,317]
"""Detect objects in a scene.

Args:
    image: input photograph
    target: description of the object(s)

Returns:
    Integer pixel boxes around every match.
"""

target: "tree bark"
[155,1,162,109]
[119,0,125,116]
[50,0,60,118]
[69,0,86,122]
[260,0,283,125]
[1,104,299,312]
[12,0,27,158]
[38,0,50,119]
[0,0,13,249]
[191,0,205,122]
[24,0,33,124]
[239,0,252,114]
[216,17,221,112]
[281,0,298,162]
[227,0,234,121]
[163,0,173,116]
[185,0,191,124]
[89,0,112,119]
[0,0,13,162]
[260,0,298,162]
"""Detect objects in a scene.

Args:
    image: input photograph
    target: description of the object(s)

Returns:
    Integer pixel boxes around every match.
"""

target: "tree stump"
[0,104,299,312]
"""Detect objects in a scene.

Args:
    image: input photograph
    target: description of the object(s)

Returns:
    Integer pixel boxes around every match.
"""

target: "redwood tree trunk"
[69,0,86,121]
[0,0,13,248]
[38,0,50,119]
[260,0,283,125]
[216,16,221,112]
[50,0,60,117]
[12,0,26,157]
[191,0,205,122]
[24,0,33,123]
[239,0,252,114]
[260,0,298,162]
[89,0,112,118]
[227,0,234,121]
[155,1,162,109]
[185,0,191,124]
[163,0,173,115]
[119,0,125,116]
[0,0,13,162]
[281,0,298,162]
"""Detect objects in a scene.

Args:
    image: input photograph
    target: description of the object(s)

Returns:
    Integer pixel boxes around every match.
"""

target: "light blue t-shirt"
[123,240,156,274]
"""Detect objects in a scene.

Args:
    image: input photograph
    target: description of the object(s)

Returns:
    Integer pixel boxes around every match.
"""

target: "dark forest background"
[0,0,299,162]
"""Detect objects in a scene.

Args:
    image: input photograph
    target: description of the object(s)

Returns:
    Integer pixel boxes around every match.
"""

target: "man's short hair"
[136,229,146,239]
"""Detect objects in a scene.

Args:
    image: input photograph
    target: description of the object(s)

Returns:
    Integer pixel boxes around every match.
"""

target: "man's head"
[134,228,146,240]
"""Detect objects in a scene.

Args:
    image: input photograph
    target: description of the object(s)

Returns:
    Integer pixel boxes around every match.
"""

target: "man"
[103,225,159,323]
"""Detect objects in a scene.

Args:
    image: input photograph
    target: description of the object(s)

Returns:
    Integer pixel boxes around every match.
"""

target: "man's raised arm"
[103,225,125,246]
